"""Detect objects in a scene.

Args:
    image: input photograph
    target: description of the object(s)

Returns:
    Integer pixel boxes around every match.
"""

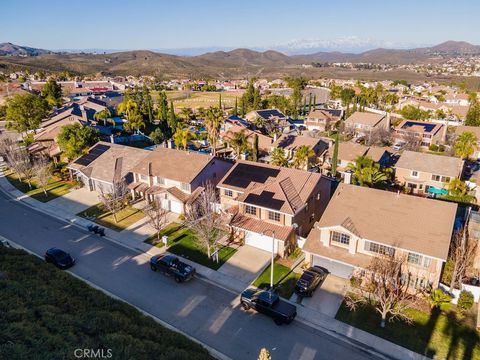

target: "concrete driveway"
[299,274,348,317]
[218,245,271,285]
[48,187,99,214]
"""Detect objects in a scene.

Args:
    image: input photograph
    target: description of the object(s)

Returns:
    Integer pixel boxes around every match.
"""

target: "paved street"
[0,190,384,360]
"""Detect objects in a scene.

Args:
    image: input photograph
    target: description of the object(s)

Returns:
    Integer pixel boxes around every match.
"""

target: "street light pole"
[262,229,276,290]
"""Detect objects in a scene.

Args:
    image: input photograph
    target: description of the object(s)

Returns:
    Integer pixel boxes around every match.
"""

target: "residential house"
[67,142,150,193]
[445,93,470,107]
[245,109,290,132]
[303,183,457,288]
[217,160,332,256]
[272,134,329,168]
[129,148,233,214]
[305,109,342,132]
[394,120,445,148]
[395,150,464,195]
[219,124,273,158]
[344,111,389,136]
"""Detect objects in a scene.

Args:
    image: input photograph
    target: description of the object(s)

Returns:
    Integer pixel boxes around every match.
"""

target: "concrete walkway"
[48,187,99,214]
[0,167,429,360]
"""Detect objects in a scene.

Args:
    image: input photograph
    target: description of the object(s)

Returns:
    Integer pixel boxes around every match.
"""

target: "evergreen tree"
[308,95,312,113]
[233,98,238,116]
[41,79,63,108]
[331,132,339,177]
[313,95,316,110]
[168,101,177,134]
[252,134,259,162]
[219,93,222,109]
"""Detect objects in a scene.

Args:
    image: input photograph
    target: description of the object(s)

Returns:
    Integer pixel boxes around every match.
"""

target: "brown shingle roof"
[230,212,294,242]
[395,150,464,178]
[337,143,369,162]
[345,112,386,127]
[218,160,324,215]
[132,148,215,184]
[455,125,480,139]
[312,183,456,259]
[272,134,324,152]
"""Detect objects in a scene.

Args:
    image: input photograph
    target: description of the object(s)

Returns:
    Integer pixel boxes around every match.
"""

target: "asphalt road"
[0,189,383,360]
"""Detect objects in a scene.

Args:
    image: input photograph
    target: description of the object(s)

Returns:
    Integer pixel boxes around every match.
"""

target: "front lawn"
[78,203,144,232]
[148,223,237,270]
[0,246,214,360]
[4,169,75,202]
[144,222,185,248]
[336,301,480,359]
[253,262,301,299]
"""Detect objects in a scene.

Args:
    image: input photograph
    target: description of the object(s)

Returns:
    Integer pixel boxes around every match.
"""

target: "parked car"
[44,248,75,269]
[392,141,405,151]
[240,288,297,325]
[294,266,328,297]
[149,254,196,283]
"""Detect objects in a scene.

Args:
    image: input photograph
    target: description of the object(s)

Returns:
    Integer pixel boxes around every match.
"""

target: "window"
[364,241,395,256]
[156,177,165,185]
[407,252,423,266]
[431,174,450,182]
[180,182,190,191]
[268,211,280,222]
[140,174,148,182]
[331,231,350,245]
[410,170,418,177]
[245,205,257,215]
[224,189,233,197]
[423,257,432,268]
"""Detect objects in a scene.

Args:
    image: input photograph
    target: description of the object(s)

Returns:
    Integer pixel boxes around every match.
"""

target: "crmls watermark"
[73,349,113,359]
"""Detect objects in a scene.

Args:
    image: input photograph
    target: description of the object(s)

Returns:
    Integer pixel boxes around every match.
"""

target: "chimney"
[273,132,278,143]
[167,139,174,149]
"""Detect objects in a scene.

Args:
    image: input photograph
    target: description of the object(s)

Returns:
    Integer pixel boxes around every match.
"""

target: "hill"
[0,42,51,56]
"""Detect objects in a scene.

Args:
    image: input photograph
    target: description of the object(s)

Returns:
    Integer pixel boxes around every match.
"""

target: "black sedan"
[294,266,328,297]
[44,248,75,269]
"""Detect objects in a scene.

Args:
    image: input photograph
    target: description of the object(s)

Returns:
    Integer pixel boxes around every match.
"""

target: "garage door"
[245,231,278,253]
[312,255,354,278]
[160,199,184,214]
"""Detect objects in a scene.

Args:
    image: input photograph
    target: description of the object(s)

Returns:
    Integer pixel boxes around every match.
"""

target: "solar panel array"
[222,163,280,189]
[257,109,285,119]
[73,143,111,167]
[402,121,436,133]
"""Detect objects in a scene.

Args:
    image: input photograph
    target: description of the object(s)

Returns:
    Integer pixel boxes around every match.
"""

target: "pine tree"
[252,134,259,162]
[233,98,238,116]
[331,132,339,177]
[308,94,312,113]
[313,95,316,110]
[168,101,177,134]
[303,97,307,115]
[219,93,222,110]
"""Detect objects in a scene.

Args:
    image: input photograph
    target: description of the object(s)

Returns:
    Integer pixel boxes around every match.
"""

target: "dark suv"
[294,266,328,297]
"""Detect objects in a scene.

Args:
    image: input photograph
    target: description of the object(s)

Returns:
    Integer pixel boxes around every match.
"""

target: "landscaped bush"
[349,275,362,289]
[457,290,474,314]
[429,144,439,152]
[0,247,214,360]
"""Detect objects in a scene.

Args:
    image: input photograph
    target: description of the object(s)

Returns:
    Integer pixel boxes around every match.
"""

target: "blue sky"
[2,0,480,52]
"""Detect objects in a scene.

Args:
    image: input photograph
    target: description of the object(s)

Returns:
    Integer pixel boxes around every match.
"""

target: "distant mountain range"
[1,41,480,78]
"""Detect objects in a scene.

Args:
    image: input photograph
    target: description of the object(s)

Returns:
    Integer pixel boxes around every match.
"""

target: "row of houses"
[66,142,461,289]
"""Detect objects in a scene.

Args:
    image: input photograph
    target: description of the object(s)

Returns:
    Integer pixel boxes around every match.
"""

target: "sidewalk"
[0,168,429,360]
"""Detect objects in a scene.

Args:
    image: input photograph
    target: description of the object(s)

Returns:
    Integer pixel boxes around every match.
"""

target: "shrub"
[428,289,452,311]
[349,276,361,288]
[429,144,439,152]
[457,290,474,314]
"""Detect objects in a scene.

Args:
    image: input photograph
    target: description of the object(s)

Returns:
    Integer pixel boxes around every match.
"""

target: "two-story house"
[129,148,232,214]
[394,120,445,148]
[305,109,342,132]
[271,134,329,168]
[395,150,464,195]
[303,184,457,288]
[217,160,332,256]
[345,112,388,137]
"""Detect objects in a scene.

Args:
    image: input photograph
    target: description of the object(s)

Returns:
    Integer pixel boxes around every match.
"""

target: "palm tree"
[173,128,195,151]
[454,131,478,159]
[428,289,452,311]
[180,107,194,122]
[117,98,137,121]
[123,111,145,132]
[293,145,315,170]
[204,106,224,156]
[444,178,476,203]
[270,147,288,167]
[347,156,390,188]
[229,130,249,158]
[94,109,112,126]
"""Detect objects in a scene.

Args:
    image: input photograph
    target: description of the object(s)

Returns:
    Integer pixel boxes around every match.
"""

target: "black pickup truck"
[149,254,196,283]
[240,288,297,325]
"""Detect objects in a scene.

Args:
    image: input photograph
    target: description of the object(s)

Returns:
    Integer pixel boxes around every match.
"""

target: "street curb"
[0,235,231,360]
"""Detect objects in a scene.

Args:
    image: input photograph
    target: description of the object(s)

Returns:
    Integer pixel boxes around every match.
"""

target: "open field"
[153,90,242,110]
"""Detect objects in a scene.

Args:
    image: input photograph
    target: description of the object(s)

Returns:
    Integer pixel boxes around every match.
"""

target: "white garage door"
[160,199,184,214]
[312,255,354,278]
[245,231,278,253]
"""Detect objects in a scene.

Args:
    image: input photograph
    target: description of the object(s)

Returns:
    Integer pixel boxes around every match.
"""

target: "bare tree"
[346,254,420,328]
[98,179,129,224]
[402,131,421,151]
[0,135,16,159]
[450,227,478,290]
[366,127,392,147]
[185,181,225,258]
[142,199,169,241]
[34,156,52,197]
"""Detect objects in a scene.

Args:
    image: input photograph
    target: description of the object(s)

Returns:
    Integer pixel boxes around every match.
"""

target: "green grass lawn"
[336,301,480,359]
[0,246,214,360]
[4,169,75,202]
[78,203,145,232]
[253,262,301,299]
[145,222,186,247]
[148,223,237,270]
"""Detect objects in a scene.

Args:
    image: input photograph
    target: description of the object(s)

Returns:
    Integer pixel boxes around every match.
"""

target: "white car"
[393,142,405,151]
